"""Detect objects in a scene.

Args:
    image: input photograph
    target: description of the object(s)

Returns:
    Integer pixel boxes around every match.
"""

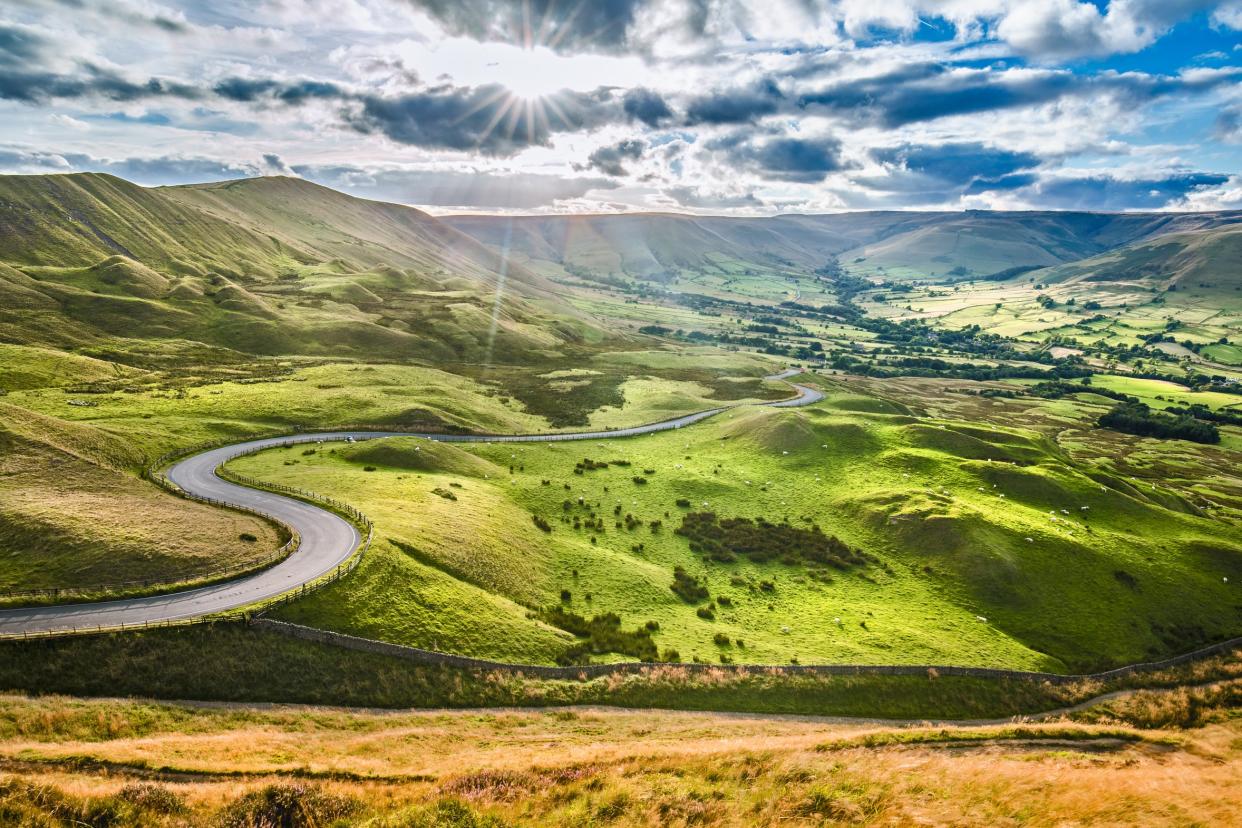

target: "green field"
[223,378,1242,672]
[3,171,1242,693]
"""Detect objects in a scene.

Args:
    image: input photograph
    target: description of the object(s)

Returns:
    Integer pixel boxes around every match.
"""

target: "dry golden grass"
[0,693,1238,826]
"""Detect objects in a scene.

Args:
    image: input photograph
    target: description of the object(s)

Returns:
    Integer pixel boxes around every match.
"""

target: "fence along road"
[0,376,822,636]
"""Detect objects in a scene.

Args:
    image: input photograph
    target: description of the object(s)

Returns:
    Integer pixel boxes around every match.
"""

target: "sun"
[492,43,571,101]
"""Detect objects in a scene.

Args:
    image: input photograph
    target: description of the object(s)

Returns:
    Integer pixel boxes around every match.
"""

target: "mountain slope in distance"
[0,173,598,361]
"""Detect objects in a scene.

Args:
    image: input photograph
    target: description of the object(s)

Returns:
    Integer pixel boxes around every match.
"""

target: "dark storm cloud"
[871,142,1043,191]
[709,133,847,183]
[403,0,656,54]
[0,24,52,68]
[212,77,345,104]
[294,163,617,208]
[674,64,1242,130]
[0,64,202,103]
[1028,173,1230,210]
[345,84,625,155]
[685,79,783,125]
[622,87,673,127]
[584,139,645,176]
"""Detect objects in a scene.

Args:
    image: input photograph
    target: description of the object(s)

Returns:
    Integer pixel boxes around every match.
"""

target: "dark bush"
[119,783,184,814]
[216,783,360,828]
[239,533,258,543]
[676,512,867,568]
[670,566,709,603]
[532,515,552,533]
[540,607,658,664]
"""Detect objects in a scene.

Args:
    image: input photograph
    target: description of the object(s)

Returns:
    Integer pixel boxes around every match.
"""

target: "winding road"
[0,375,822,636]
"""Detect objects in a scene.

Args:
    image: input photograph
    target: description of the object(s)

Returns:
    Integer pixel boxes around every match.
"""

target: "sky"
[1,0,1240,214]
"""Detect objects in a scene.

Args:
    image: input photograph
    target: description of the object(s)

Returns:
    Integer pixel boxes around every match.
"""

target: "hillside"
[445,209,1242,284]
[0,173,598,361]
[1035,222,1242,289]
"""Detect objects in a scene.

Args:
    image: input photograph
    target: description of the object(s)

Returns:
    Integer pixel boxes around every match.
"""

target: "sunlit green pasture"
[227,385,1242,672]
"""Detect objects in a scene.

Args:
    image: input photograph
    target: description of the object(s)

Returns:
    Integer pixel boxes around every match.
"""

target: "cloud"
[796,64,1242,128]
[0,145,266,183]
[294,163,618,208]
[345,84,625,155]
[212,76,345,104]
[1023,172,1230,210]
[622,87,672,126]
[1213,1,1242,28]
[664,185,763,209]
[1213,105,1242,142]
[686,79,783,125]
[996,0,1220,60]
[401,0,651,54]
[871,142,1043,192]
[584,139,645,175]
[0,64,202,104]
[0,24,52,68]
[709,133,849,183]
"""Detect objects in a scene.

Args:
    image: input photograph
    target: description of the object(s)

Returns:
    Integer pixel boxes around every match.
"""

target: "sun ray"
[474,93,520,150]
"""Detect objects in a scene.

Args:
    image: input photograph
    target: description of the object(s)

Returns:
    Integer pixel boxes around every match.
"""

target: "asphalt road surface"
[0,375,822,636]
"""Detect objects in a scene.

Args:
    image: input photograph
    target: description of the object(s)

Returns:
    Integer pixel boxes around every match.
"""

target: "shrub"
[697,605,716,621]
[670,566,710,603]
[632,476,648,485]
[676,512,867,568]
[532,515,552,533]
[675,498,691,508]
[364,465,377,472]
[239,532,258,543]
[432,487,457,501]
[713,632,730,646]
[540,607,658,664]
[119,783,184,814]
[216,783,360,828]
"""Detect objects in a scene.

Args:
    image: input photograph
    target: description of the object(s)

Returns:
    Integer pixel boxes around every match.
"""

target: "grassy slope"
[0,173,601,363]
[226,381,1242,671]
[0,404,282,592]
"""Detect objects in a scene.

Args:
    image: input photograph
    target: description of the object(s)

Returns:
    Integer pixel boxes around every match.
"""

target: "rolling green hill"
[444,209,1242,285]
[0,173,602,361]
[1036,223,1242,290]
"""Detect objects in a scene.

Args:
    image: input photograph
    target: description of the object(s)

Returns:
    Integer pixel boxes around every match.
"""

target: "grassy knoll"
[0,643,1238,826]
[227,381,1242,672]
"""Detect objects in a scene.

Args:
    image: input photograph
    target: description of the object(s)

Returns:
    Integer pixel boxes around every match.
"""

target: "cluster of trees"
[1097,402,1220,444]
[828,353,1091,382]
[675,512,866,568]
